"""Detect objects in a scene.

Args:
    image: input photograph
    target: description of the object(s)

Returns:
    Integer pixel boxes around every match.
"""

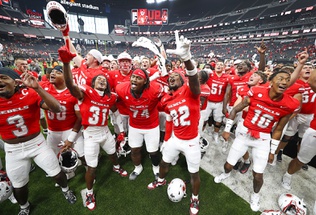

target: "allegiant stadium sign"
[60,0,99,11]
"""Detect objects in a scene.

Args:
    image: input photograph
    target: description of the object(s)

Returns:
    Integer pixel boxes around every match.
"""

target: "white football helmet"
[46,1,68,31]
[116,137,131,158]
[0,170,13,203]
[58,149,79,173]
[117,52,132,62]
[278,193,307,215]
[199,137,209,153]
[167,178,187,202]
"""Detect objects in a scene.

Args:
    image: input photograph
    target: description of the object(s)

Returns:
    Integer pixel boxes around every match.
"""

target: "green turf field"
[0,147,261,215]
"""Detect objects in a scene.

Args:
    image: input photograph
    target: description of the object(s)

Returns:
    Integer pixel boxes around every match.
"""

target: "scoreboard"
[131,8,168,25]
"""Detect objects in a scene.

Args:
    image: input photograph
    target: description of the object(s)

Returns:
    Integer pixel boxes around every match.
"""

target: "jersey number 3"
[8,114,28,137]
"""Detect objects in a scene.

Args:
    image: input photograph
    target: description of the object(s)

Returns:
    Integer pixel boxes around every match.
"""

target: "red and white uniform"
[296,107,316,165]
[40,81,84,156]
[206,72,229,122]
[73,61,104,86]
[116,81,164,152]
[199,83,211,134]
[0,88,42,139]
[284,80,316,138]
[226,86,300,174]
[227,72,253,107]
[161,84,201,173]
[0,88,61,188]
[78,85,117,168]
[40,82,78,131]
[107,69,133,132]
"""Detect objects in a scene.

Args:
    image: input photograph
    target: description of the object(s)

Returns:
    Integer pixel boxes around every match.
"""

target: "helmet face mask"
[278,193,307,215]
[0,171,13,203]
[58,149,79,173]
[46,1,68,31]
[167,178,186,202]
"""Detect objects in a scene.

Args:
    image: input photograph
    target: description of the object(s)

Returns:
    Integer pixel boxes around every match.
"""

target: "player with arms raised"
[147,31,202,215]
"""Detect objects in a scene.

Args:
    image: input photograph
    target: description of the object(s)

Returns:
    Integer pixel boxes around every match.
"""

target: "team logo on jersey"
[258,93,262,98]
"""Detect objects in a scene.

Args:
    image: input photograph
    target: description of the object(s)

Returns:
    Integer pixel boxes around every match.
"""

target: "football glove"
[166,30,192,61]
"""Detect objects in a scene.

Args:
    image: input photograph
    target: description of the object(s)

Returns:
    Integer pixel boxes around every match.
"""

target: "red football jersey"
[107,69,133,115]
[296,79,316,114]
[284,82,304,97]
[200,83,210,110]
[73,61,104,86]
[0,88,42,139]
[78,85,117,128]
[116,81,164,129]
[206,72,229,102]
[243,86,300,134]
[227,72,253,106]
[40,82,79,131]
[161,84,200,140]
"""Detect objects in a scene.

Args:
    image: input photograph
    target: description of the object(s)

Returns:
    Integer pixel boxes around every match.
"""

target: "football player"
[282,67,316,191]
[147,31,202,215]
[205,61,229,144]
[214,70,301,212]
[116,68,164,180]
[0,68,77,215]
[58,46,128,211]
[277,63,314,169]
[40,65,85,180]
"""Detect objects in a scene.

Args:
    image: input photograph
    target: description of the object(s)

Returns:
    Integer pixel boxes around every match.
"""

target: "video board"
[131,8,168,25]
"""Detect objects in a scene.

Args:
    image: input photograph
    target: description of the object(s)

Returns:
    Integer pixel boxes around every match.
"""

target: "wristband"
[67,130,77,142]
[270,139,280,154]
[224,119,234,133]
[186,67,197,76]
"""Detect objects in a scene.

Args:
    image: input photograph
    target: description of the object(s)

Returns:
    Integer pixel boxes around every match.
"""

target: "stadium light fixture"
[146,0,155,4]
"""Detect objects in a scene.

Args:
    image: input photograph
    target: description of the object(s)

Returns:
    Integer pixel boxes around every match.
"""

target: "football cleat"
[58,149,79,173]
[63,189,77,204]
[113,166,128,177]
[239,161,251,174]
[85,193,96,211]
[214,172,231,184]
[281,174,292,190]
[189,198,200,215]
[0,170,13,203]
[278,193,307,215]
[18,204,30,215]
[250,193,260,212]
[147,179,166,190]
[46,1,68,31]
[167,178,186,202]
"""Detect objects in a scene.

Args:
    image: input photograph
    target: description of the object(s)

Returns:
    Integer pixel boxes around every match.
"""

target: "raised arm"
[19,72,61,113]
[288,50,309,86]
[166,31,200,95]
[255,39,267,71]
[58,46,84,100]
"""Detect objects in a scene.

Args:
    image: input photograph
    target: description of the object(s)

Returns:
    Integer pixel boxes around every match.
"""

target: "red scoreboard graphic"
[131,8,168,26]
